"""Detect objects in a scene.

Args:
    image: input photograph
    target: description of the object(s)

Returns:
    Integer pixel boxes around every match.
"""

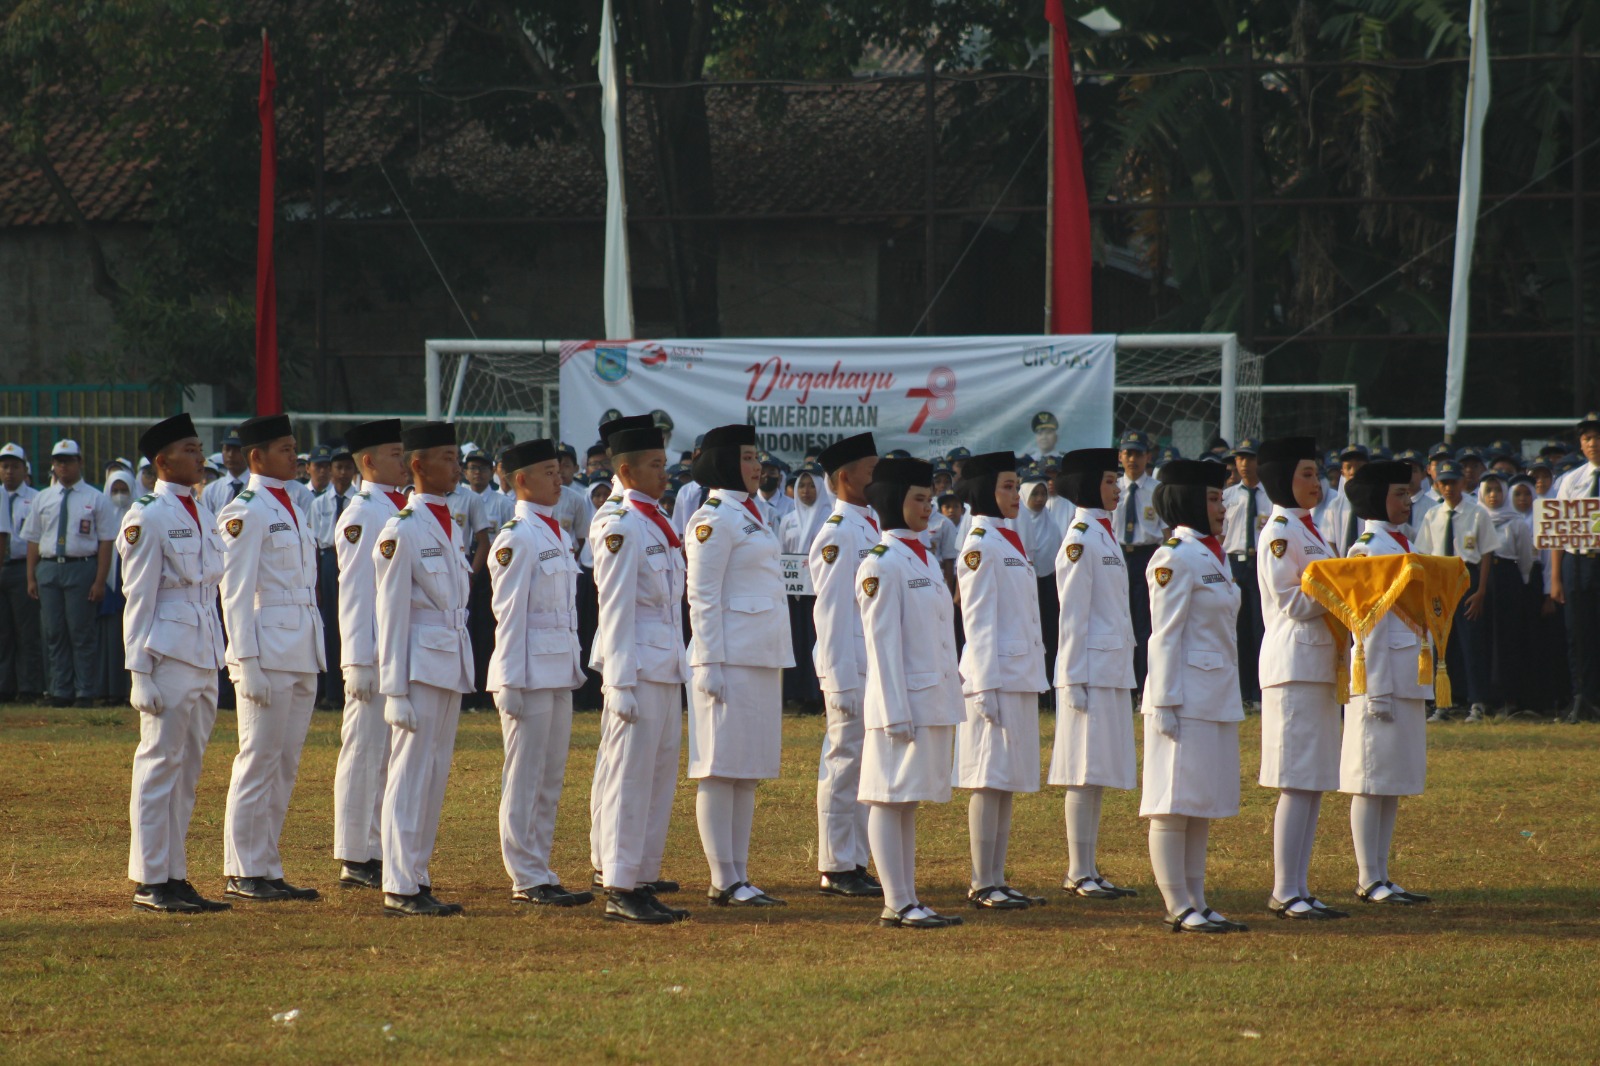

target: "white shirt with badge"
[808,501,880,693]
[589,489,690,688]
[200,470,250,516]
[117,481,225,672]
[372,493,475,696]
[1255,507,1336,688]
[1221,481,1272,556]
[487,500,585,694]
[20,477,117,557]
[309,484,360,549]
[2,484,36,559]
[216,474,325,675]
[334,484,407,669]
[1113,472,1163,548]
[1415,496,1500,565]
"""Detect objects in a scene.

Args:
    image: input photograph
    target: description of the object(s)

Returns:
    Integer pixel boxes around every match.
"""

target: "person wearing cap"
[309,445,360,712]
[306,444,334,499]
[1255,438,1347,921]
[370,422,474,917]
[1139,459,1247,934]
[1026,412,1061,466]
[1416,459,1498,722]
[215,414,325,902]
[1049,448,1139,901]
[1393,448,1436,538]
[1341,461,1435,905]
[952,451,1047,910]
[857,458,964,929]
[1456,446,1486,498]
[650,409,675,454]
[589,417,691,924]
[1318,443,1370,557]
[329,419,410,891]
[1478,470,1535,717]
[486,439,593,909]
[1425,443,1454,501]
[1113,430,1163,687]
[1222,438,1271,709]
[120,414,230,914]
[462,449,509,710]
[0,443,43,703]
[753,454,793,525]
[1548,411,1600,723]
[22,439,117,707]
[552,443,594,550]
[295,454,310,484]
[200,430,247,516]
[682,425,793,908]
[808,432,886,898]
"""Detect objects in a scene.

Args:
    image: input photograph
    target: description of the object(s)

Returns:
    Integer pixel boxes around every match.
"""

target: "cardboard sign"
[1535,498,1600,550]
[781,553,814,596]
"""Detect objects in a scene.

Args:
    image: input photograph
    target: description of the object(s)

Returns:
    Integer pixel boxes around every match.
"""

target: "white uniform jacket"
[487,501,585,693]
[1053,509,1136,690]
[1347,522,1433,700]
[334,486,404,669]
[956,516,1047,695]
[372,496,474,697]
[1255,507,1337,688]
[856,533,964,731]
[217,476,324,674]
[1144,527,1243,721]
[589,490,690,689]
[808,501,880,693]
[117,482,224,673]
[684,489,794,669]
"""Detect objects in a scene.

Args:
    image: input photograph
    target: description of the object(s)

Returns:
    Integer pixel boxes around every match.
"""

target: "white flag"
[600,0,634,340]
[1443,0,1490,437]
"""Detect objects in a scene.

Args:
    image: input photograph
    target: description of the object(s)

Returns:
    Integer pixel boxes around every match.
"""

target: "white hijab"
[781,470,832,553]
[104,469,137,518]
[1016,479,1063,578]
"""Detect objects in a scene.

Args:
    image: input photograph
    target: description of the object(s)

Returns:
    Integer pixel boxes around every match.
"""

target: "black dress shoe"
[339,860,383,889]
[1000,886,1047,907]
[708,882,787,907]
[267,877,320,901]
[637,885,689,920]
[1202,909,1249,932]
[225,876,292,902]
[642,879,679,894]
[878,904,962,928]
[604,889,674,924]
[1356,880,1421,905]
[1306,897,1349,919]
[967,886,1028,910]
[856,865,882,890]
[1091,875,1138,898]
[1163,906,1225,933]
[819,870,881,897]
[512,883,595,907]
[1268,896,1331,920]
[417,889,463,915]
[133,883,202,913]
[166,879,231,912]
[1063,875,1120,900]
[384,891,458,917]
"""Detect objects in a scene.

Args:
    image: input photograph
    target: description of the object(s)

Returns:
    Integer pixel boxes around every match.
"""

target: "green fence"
[0,385,172,475]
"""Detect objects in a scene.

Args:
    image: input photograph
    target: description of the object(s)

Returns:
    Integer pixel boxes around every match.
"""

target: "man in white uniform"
[1416,459,1498,721]
[121,414,229,913]
[0,443,43,703]
[311,445,360,710]
[217,414,325,902]
[1549,411,1600,723]
[199,428,248,515]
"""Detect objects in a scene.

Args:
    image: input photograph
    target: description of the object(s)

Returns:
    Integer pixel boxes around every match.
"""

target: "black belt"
[3,558,23,566]
[1230,551,1256,562]
[1122,544,1156,554]
[42,555,95,564]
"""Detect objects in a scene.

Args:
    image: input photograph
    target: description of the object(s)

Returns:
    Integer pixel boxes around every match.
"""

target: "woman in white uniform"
[1342,461,1433,905]
[1140,460,1248,933]
[953,452,1048,910]
[1254,437,1349,920]
[857,458,965,928]
[1049,448,1139,900]
[684,424,794,907]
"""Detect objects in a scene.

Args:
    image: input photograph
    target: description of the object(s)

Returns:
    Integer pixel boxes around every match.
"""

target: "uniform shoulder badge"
[397,508,413,518]
[861,576,880,598]
[358,491,371,500]
[495,546,513,566]
[1154,566,1174,587]
[869,544,888,556]
[1065,543,1083,563]
[344,525,362,543]
[501,517,519,530]
[238,489,255,502]
[1164,536,1181,547]
[379,539,397,559]
[607,495,623,505]
[821,544,839,564]
[605,533,625,553]
[123,525,142,545]
[224,517,244,538]
[971,526,986,537]
[695,524,713,543]
[1273,515,1288,524]
[705,496,722,508]
[963,549,982,571]
[1357,532,1374,544]
[137,493,155,505]
[1269,539,1287,558]
[825,513,843,525]
[1072,522,1088,532]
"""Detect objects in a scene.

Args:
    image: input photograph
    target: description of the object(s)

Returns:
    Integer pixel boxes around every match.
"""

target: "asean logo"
[964,550,982,571]
[605,533,625,553]
[1269,539,1287,558]
[224,518,243,538]
[1154,566,1174,588]
[821,545,839,564]
[344,525,362,543]
[496,546,513,566]
[695,525,712,543]
[595,346,629,383]
[124,526,141,546]
[1065,544,1083,563]
[862,577,879,598]
[379,539,397,560]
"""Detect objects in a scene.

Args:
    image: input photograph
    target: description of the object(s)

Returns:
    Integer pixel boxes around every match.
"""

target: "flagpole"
[1044,38,1056,333]
[1443,0,1490,443]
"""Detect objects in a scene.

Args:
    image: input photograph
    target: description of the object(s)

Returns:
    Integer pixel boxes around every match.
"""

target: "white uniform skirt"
[1139,716,1241,819]
[955,690,1042,792]
[687,665,782,780]
[860,725,956,804]
[1339,694,1426,796]
[1258,681,1341,791]
[1047,685,1136,790]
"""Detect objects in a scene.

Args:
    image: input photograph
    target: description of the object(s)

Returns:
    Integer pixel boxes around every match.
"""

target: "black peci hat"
[500,439,558,471]
[600,414,654,445]
[1156,459,1229,490]
[609,425,665,454]
[701,424,757,449]
[345,418,403,455]
[818,433,878,473]
[237,414,293,449]
[402,421,457,452]
[1054,448,1120,509]
[871,457,934,487]
[1345,460,1412,522]
[958,451,1016,482]
[138,414,199,462]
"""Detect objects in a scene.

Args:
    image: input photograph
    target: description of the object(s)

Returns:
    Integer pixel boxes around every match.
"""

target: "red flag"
[1045,1,1092,333]
[255,31,280,414]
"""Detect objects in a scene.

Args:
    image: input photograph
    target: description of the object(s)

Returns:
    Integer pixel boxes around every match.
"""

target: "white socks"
[968,789,1015,889]
[697,777,761,893]
[868,802,920,912]
[1065,786,1103,883]
[731,779,757,885]
[1149,815,1192,918]
[1273,789,1324,906]
[1350,793,1392,891]
[1185,816,1210,915]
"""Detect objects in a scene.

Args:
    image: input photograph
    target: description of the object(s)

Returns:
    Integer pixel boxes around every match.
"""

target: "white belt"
[528,609,575,628]
[414,607,469,629]
[255,588,315,608]
[156,586,206,603]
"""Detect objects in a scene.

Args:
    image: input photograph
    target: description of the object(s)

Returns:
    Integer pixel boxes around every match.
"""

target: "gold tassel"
[1417,644,1433,687]
[1434,659,1453,709]
[1350,640,1367,696]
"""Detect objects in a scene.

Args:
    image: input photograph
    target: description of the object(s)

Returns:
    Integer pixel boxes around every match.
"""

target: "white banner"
[780,552,814,596]
[558,335,1116,465]
[1535,497,1600,551]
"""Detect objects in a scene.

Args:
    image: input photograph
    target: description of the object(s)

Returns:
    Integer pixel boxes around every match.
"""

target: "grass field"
[3,701,1599,1064]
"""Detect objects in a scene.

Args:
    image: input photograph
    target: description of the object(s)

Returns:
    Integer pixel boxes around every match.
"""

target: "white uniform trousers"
[128,659,218,884]
[223,669,317,878]
[816,674,870,873]
[594,680,682,890]
[381,683,463,895]
[332,690,390,864]
[499,690,574,891]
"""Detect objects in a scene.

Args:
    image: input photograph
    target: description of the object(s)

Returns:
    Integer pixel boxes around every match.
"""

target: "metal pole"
[425,342,441,421]
[1220,333,1239,444]
[1576,32,1589,413]
[1240,43,1256,353]
[923,54,937,336]
[314,71,328,421]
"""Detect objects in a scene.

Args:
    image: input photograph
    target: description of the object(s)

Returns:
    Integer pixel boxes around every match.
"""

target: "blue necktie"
[1123,482,1138,545]
[1443,509,1455,558]
[54,485,72,558]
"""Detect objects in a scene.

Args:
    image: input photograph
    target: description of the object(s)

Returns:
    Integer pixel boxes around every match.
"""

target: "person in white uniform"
[1254,437,1348,921]
[216,414,325,903]
[330,418,408,891]
[807,432,885,898]
[1140,460,1247,934]
[121,414,229,914]
[487,438,593,908]
[953,451,1048,910]
[1049,448,1139,900]
[1341,461,1434,905]
[683,424,793,907]
[371,422,474,917]
[590,419,691,924]
[857,458,965,929]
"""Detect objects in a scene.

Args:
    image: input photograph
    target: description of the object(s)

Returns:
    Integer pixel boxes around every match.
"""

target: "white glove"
[385,695,417,732]
[1064,684,1089,713]
[343,664,376,703]
[1365,693,1394,722]
[494,687,526,719]
[971,690,1000,724]
[1155,707,1180,740]
[238,658,272,707]
[693,663,726,703]
[883,720,915,743]
[129,671,164,716]
[604,686,639,724]
[825,688,862,718]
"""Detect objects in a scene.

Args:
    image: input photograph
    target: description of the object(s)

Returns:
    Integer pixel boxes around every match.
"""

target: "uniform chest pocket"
[906,671,938,691]
[156,603,197,626]
[421,555,446,574]
[645,548,670,573]
[1087,633,1124,651]
[538,553,570,575]
[728,596,774,615]
[268,530,300,556]
[1187,651,1226,671]
[417,626,457,651]
[999,640,1029,656]
[167,531,200,555]
[1294,627,1331,646]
